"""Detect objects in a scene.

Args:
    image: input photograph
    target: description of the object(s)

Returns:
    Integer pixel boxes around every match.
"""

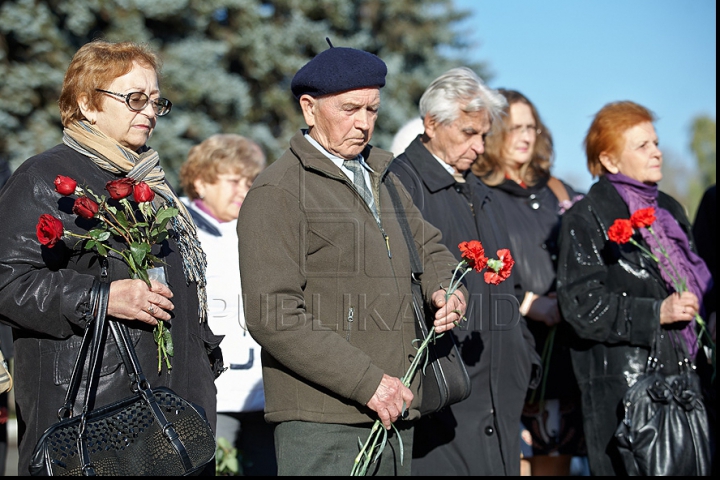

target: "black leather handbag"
[385,178,471,415]
[30,281,216,476]
[614,329,711,476]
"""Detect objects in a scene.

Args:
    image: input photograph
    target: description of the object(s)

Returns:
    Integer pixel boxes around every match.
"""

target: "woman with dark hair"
[473,89,585,476]
[0,40,220,474]
[555,100,713,475]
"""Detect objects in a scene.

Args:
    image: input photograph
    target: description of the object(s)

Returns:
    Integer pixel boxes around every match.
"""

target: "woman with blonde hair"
[180,133,275,475]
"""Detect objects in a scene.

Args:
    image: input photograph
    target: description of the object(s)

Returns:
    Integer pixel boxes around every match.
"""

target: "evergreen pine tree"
[0,0,489,189]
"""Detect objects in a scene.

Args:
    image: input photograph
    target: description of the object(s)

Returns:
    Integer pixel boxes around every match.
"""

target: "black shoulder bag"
[614,328,711,476]
[30,281,216,476]
[385,177,471,415]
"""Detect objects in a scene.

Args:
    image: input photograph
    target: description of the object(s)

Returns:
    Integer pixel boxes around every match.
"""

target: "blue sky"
[452,0,716,193]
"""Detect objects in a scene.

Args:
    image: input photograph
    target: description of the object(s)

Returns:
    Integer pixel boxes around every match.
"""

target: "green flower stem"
[637,227,716,382]
[351,263,472,475]
[528,324,557,407]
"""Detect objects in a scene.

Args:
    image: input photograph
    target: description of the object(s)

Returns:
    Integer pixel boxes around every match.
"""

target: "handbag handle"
[55,280,196,473]
[57,280,103,420]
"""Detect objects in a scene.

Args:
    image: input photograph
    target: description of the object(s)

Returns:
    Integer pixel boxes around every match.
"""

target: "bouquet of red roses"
[351,240,514,476]
[36,175,178,373]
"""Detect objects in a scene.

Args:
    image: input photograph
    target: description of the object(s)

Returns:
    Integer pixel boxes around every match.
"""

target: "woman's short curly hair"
[179,134,266,200]
[472,89,553,187]
[58,39,162,127]
[584,101,656,177]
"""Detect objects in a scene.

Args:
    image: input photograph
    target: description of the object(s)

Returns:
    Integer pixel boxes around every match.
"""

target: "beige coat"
[237,131,463,425]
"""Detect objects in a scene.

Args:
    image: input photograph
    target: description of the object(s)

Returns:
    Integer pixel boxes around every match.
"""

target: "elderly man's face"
[301,88,380,159]
[423,109,491,174]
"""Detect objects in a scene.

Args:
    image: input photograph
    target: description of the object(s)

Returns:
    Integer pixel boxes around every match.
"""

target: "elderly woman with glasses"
[472,89,586,476]
[0,39,221,474]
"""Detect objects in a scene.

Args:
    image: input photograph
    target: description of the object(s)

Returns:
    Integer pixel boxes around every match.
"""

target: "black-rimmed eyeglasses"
[96,89,172,116]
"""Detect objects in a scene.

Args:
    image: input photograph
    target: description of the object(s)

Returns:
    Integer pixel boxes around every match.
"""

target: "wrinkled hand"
[366,374,413,430]
[660,291,699,325]
[527,293,561,327]
[431,289,466,333]
[108,279,174,326]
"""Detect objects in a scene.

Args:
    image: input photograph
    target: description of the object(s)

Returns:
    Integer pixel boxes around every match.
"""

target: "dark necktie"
[343,159,378,220]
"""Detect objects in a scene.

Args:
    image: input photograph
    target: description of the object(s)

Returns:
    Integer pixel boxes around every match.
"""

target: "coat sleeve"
[556,204,658,347]
[0,168,95,338]
[237,183,384,406]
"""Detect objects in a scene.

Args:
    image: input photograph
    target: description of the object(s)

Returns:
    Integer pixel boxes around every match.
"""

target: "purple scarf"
[607,173,712,359]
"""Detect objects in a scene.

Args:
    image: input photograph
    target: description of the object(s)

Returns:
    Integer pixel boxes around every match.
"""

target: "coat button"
[484,426,494,436]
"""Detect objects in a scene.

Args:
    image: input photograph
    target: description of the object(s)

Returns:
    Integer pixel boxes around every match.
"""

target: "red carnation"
[54,175,77,196]
[608,218,634,244]
[459,240,488,272]
[106,178,135,200]
[72,197,99,219]
[133,181,155,203]
[36,214,64,248]
[484,249,515,285]
[630,207,656,229]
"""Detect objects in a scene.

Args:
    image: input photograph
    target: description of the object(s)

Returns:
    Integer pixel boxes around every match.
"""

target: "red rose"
[72,197,99,219]
[54,175,77,196]
[459,240,488,273]
[133,181,155,203]
[630,207,656,229]
[106,178,135,200]
[608,218,634,244]
[36,214,64,247]
[484,249,515,285]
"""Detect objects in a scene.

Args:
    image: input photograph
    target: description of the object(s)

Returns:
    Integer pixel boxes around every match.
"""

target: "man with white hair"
[389,67,540,476]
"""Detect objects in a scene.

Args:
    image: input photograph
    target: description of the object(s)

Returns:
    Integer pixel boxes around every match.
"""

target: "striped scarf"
[63,120,207,323]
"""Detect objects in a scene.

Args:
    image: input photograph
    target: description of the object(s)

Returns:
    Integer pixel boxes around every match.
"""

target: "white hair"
[419,67,506,125]
[390,117,425,156]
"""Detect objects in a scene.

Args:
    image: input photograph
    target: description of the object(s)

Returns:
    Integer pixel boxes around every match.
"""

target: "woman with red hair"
[556,101,713,475]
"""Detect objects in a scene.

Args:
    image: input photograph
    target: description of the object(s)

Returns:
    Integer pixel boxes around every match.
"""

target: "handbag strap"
[59,280,195,473]
[109,314,195,471]
[547,176,570,204]
[384,176,423,277]
[57,280,103,420]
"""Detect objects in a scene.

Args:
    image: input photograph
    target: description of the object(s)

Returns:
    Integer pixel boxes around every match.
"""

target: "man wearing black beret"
[237,40,467,475]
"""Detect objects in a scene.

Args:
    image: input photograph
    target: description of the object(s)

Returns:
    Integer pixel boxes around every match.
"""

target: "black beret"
[291,45,387,99]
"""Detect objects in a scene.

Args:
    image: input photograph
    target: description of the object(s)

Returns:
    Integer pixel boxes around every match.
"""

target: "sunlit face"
[605,122,663,184]
[301,88,380,159]
[81,62,160,152]
[424,108,491,174]
[501,102,538,172]
[194,172,254,222]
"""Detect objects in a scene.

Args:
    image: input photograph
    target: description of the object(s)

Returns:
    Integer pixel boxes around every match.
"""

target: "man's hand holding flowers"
[430,288,467,334]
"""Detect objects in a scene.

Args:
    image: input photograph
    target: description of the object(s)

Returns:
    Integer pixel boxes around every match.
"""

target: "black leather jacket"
[556,176,699,475]
[0,144,220,473]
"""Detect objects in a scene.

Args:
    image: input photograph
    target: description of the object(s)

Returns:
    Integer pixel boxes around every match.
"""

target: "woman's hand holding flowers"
[660,291,699,325]
[107,278,174,326]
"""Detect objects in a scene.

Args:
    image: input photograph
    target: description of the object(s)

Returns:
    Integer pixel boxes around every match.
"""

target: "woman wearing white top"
[180,134,274,475]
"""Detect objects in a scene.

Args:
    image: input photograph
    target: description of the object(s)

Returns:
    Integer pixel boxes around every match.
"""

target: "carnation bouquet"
[608,207,715,381]
[36,175,179,372]
[350,240,514,476]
